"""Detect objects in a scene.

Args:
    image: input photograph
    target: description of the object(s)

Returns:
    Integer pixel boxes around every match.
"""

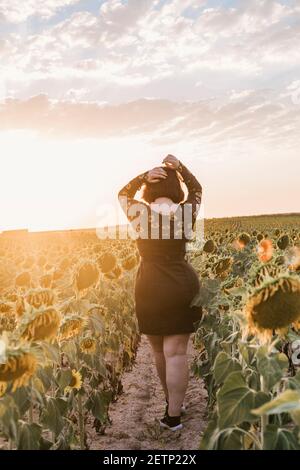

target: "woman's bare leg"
[163,334,190,417]
[146,335,168,401]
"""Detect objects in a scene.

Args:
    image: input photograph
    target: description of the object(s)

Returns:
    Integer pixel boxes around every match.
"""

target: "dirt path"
[90,335,207,450]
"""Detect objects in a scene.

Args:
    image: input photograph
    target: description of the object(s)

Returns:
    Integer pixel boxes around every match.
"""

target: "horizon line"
[1,211,299,235]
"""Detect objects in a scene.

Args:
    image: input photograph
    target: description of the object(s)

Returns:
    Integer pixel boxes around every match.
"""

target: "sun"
[0,130,152,232]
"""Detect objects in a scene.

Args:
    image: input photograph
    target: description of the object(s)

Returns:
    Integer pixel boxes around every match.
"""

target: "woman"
[118,154,203,431]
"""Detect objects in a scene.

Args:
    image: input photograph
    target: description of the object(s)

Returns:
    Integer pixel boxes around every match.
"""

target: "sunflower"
[64,369,82,393]
[59,315,85,341]
[0,315,16,334]
[20,307,61,342]
[0,302,14,315]
[0,351,37,392]
[257,239,274,263]
[203,240,216,254]
[26,288,55,309]
[121,255,138,271]
[39,274,53,289]
[236,232,251,249]
[245,274,300,340]
[15,272,31,289]
[87,305,108,318]
[80,337,97,354]
[5,293,18,303]
[74,261,99,292]
[286,246,300,272]
[213,257,233,276]
[104,265,123,280]
[277,234,290,250]
[251,263,283,288]
[275,255,286,266]
[98,252,117,274]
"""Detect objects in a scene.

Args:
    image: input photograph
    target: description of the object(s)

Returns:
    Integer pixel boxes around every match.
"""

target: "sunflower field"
[190,213,300,450]
[0,213,300,450]
[0,231,140,450]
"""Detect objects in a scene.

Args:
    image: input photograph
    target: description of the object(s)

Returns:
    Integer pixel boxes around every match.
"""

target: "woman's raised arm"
[163,154,202,226]
[118,171,148,221]
[118,167,168,221]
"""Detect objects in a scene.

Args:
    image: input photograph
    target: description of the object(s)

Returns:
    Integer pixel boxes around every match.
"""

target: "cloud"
[198,0,290,36]
[0,1,299,225]
[1,89,299,155]
[64,87,90,101]
[0,0,81,23]
[1,0,300,105]
[1,85,299,224]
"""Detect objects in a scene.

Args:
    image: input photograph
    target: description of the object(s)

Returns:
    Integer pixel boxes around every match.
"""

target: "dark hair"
[141,167,185,204]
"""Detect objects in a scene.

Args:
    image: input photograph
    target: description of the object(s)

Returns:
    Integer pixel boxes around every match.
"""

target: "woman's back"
[134,201,195,260]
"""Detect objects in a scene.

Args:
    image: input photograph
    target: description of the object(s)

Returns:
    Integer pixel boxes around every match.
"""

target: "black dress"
[118,162,203,336]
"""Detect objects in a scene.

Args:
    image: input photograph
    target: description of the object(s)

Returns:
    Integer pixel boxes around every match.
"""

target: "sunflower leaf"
[213,352,242,385]
[217,371,269,429]
[252,389,300,416]
[17,422,42,450]
[263,424,300,450]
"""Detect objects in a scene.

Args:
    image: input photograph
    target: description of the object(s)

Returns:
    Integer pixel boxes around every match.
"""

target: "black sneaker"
[159,414,183,431]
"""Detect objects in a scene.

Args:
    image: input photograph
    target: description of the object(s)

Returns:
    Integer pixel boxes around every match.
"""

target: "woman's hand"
[146,167,168,183]
[162,154,180,170]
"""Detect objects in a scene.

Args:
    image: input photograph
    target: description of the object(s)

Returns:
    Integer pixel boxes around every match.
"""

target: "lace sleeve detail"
[118,172,148,222]
[178,162,202,227]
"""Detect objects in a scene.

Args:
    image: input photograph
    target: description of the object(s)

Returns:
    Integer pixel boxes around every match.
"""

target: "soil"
[89,335,207,450]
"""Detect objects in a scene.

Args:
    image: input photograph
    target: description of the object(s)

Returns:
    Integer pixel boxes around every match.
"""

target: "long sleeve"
[118,171,148,222]
[177,162,202,227]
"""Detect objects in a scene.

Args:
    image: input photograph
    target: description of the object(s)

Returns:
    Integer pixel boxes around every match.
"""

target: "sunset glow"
[1,0,300,231]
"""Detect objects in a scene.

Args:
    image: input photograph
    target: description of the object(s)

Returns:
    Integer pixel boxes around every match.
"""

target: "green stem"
[260,375,268,449]
[77,393,85,450]
[231,321,237,358]
[29,380,34,424]
[76,351,85,450]
[51,367,57,444]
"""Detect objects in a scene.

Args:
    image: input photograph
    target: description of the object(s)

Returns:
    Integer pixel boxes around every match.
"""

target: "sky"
[0,0,300,231]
